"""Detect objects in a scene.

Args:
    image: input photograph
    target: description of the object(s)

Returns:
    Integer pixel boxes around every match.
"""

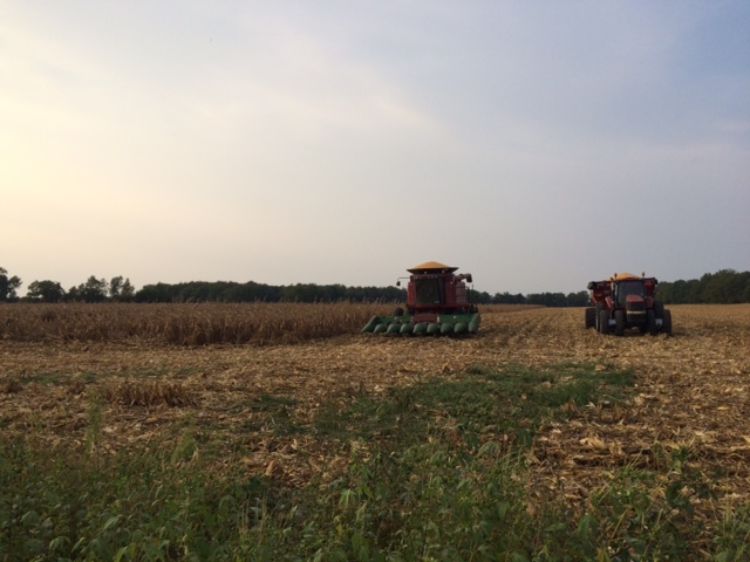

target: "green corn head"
[361,313,480,336]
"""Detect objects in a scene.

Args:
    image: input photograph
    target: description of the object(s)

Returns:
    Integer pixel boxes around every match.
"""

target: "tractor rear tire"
[614,310,625,336]
[598,309,610,334]
[662,309,673,336]
[647,309,657,335]
[655,301,665,319]
[585,307,595,329]
[595,304,602,331]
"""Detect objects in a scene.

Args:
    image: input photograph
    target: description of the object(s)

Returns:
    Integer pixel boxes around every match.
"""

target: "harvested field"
[1,303,749,559]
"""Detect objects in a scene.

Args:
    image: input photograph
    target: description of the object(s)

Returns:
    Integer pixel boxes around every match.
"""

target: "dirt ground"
[2,304,749,511]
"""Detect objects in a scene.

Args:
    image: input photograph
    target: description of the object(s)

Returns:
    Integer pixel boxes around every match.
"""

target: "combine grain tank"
[585,273,672,336]
[362,261,480,336]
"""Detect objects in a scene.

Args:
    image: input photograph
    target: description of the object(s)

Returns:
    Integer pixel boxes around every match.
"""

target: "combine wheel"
[598,309,609,334]
[662,310,673,336]
[585,307,595,329]
[614,310,625,336]
[647,310,657,335]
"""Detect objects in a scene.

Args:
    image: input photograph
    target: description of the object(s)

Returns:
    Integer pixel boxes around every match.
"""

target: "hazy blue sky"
[2,1,749,293]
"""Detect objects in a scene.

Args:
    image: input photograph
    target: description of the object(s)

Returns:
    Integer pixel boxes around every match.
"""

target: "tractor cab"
[613,279,645,306]
[611,274,657,308]
[413,274,443,306]
[405,262,474,315]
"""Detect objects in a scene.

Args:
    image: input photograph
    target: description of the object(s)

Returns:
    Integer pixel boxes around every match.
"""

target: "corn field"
[0,303,393,345]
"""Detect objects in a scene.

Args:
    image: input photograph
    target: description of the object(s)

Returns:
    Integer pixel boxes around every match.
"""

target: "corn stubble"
[101,379,196,407]
[1,305,750,559]
[0,302,391,345]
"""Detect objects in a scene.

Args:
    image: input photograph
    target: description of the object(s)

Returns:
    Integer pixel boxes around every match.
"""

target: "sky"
[1,1,749,294]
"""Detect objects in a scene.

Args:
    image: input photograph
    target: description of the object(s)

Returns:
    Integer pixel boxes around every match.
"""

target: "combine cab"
[362,261,480,336]
[585,273,672,336]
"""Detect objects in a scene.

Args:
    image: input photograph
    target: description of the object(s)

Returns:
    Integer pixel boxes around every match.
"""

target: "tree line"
[1,267,748,305]
[656,269,750,304]
[0,269,135,303]
[0,269,404,303]
[468,290,589,307]
[134,281,406,303]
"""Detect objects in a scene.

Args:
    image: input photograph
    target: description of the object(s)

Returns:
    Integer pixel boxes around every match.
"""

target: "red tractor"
[585,273,672,336]
[362,261,480,336]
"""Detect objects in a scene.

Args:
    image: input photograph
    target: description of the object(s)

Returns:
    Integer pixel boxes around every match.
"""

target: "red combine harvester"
[585,273,672,336]
[362,261,480,336]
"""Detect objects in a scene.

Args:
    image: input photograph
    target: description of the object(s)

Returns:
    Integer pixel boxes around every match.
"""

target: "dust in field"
[1,304,750,535]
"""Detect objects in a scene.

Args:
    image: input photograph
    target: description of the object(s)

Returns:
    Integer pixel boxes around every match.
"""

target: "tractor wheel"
[585,307,595,329]
[662,309,673,336]
[654,301,665,319]
[647,309,657,335]
[598,309,610,334]
[614,310,625,336]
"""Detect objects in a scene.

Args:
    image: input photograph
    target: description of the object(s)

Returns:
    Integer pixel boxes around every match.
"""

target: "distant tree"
[84,276,108,302]
[566,291,589,307]
[657,270,750,304]
[468,289,492,304]
[656,281,674,303]
[134,280,405,303]
[108,276,135,301]
[27,280,65,302]
[492,292,527,304]
[68,276,108,302]
[134,282,174,303]
[109,276,124,299]
[703,269,746,303]
[527,292,568,307]
[120,278,135,301]
[492,292,515,304]
[0,267,22,301]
